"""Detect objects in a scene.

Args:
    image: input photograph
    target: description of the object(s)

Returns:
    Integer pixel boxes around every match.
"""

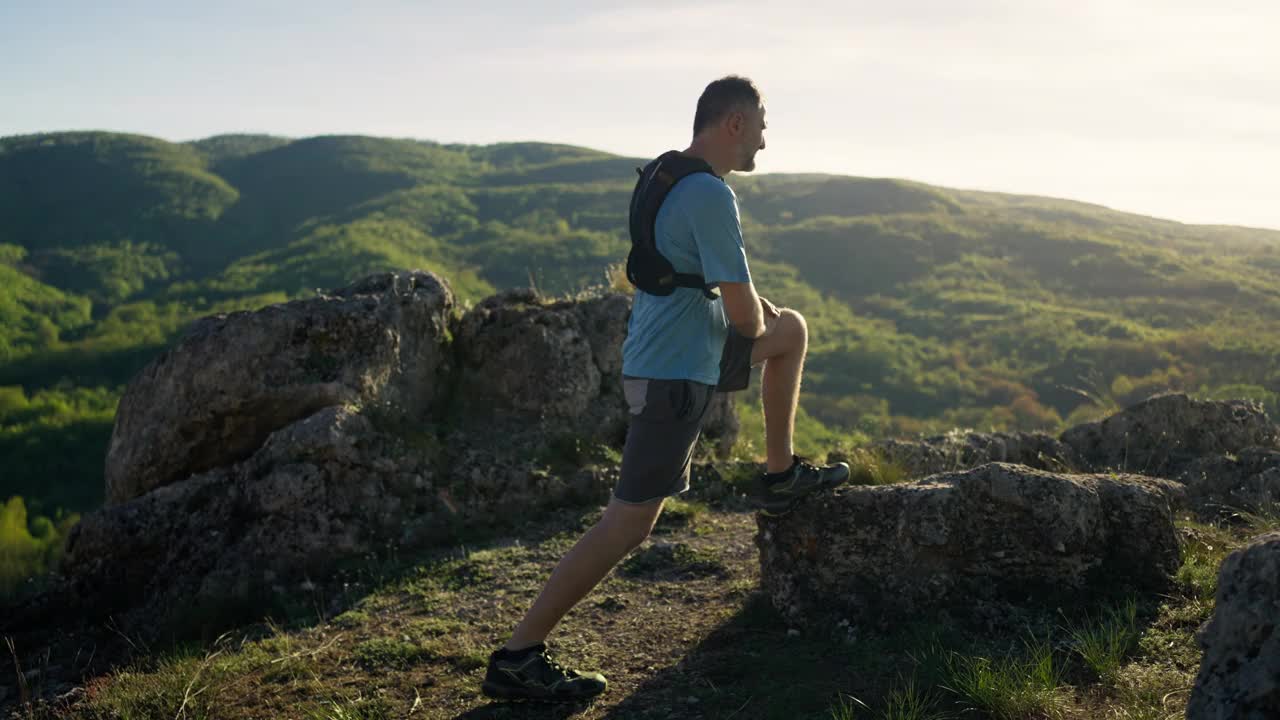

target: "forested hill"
[2,130,1279,523]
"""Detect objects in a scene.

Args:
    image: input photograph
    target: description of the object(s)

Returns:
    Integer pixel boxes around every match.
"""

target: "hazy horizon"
[4,0,1277,231]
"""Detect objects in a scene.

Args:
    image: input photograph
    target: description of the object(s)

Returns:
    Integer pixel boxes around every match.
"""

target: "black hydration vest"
[626,150,720,300]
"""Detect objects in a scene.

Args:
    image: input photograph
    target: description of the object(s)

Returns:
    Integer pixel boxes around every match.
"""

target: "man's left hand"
[761,296,782,320]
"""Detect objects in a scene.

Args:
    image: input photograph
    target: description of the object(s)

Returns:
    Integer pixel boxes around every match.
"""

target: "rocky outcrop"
[849,395,1278,516]
[1060,394,1278,477]
[56,402,625,635]
[104,271,456,505]
[1188,532,1280,720]
[63,406,444,631]
[868,431,1079,478]
[757,462,1185,628]
[9,271,741,639]
[1176,447,1280,515]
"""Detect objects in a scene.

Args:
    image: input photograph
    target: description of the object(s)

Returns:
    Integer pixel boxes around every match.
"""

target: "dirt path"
[415,507,766,719]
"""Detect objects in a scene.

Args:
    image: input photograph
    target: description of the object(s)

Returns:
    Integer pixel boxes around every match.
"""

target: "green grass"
[305,695,393,720]
[654,497,708,533]
[878,675,951,720]
[351,637,433,670]
[619,542,727,578]
[1105,663,1194,720]
[941,636,1065,720]
[534,431,621,472]
[716,460,766,497]
[1068,597,1140,685]
[408,616,466,637]
[843,447,913,485]
[330,609,370,629]
[1174,521,1236,602]
[82,644,228,720]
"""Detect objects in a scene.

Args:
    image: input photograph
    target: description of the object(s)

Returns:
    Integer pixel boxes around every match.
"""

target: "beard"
[739,147,758,172]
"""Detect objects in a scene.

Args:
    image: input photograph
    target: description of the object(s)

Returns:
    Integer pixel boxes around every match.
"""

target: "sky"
[3,0,1278,230]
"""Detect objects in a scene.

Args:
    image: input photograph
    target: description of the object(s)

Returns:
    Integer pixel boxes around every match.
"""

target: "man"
[481,76,849,702]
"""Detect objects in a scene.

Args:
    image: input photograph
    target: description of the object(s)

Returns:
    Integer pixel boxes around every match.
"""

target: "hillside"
[1,130,1278,534]
[3,266,1276,718]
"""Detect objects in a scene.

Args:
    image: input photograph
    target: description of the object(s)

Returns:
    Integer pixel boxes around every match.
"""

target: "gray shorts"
[613,329,755,504]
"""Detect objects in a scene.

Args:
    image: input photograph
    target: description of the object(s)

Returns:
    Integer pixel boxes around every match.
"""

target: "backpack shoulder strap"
[627,151,719,299]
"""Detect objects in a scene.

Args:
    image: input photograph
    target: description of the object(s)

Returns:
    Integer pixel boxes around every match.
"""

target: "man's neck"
[682,140,733,177]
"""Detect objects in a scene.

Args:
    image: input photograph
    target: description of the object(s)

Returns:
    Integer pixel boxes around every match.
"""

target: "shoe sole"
[481,680,605,703]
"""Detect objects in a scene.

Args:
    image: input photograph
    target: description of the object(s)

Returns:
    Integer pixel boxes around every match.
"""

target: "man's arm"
[683,175,762,334]
[720,281,765,338]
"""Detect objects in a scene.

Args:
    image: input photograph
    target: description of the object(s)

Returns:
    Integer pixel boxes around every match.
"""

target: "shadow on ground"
[591,589,1165,720]
[447,591,920,720]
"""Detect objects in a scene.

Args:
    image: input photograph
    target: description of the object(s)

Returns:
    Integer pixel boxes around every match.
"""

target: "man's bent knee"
[781,307,807,337]
[752,309,808,365]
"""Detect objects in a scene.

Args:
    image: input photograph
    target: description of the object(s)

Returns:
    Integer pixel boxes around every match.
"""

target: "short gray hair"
[693,76,762,136]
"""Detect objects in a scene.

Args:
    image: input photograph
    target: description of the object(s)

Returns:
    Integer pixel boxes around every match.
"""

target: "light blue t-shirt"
[621,172,752,386]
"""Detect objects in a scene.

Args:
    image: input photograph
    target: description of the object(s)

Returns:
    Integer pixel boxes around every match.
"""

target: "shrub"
[0,496,78,598]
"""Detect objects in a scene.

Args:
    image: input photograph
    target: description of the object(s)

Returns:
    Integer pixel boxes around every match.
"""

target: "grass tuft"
[844,447,913,485]
[1174,522,1235,602]
[1069,597,1140,685]
[829,693,871,720]
[1230,501,1280,534]
[941,636,1064,720]
[880,674,951,720]
[305,694,392,720]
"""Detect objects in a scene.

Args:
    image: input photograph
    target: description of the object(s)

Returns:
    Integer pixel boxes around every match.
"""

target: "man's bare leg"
[749,309,809,473]
[504,496,666,650]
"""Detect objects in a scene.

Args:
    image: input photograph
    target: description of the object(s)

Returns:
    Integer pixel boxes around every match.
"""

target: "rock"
[56,405,433,634]
[1060,394,1279,478]
[757,462,1185,628]
[868,431,1079,479]
[452,289,609,433]
[57,686,86,704]
[573,290,631,381]
[450,288,739,456]
[1188,531,1280,720]
[52,409,624,639]
[6,273,743,642]
[105,270,455,505]
[1176,447,1280,515]
[701,393,741,459]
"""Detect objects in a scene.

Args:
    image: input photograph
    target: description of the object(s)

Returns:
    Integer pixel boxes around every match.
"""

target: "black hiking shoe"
[750,455,851,517]
[481,642,607,702]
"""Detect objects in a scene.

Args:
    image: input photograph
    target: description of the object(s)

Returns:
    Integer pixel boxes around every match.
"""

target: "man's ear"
[726,111,744,136]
